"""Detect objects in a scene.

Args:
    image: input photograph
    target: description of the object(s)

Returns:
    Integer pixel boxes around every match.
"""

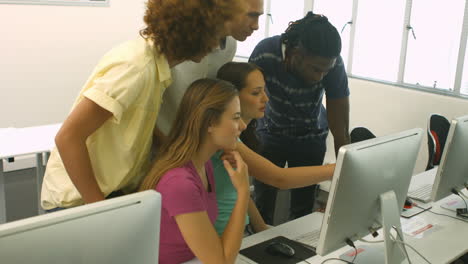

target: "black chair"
[350,127,376,143]
[426,114,450,171]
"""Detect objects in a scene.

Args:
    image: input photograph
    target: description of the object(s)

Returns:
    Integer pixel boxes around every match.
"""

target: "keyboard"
[407,184,433,203]
[294,228,320,249]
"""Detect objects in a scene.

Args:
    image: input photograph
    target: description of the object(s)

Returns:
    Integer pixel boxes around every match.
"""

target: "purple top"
[156,161,217,264]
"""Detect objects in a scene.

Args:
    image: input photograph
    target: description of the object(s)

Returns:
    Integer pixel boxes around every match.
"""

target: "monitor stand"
[341,190,409,264]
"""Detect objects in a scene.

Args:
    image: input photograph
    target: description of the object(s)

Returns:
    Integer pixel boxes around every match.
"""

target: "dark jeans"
[253,132,326,225]
[45,190,125,213]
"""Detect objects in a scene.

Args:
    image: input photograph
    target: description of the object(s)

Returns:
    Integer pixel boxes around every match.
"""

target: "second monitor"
[317,128,423,264]
[431,114,468,203]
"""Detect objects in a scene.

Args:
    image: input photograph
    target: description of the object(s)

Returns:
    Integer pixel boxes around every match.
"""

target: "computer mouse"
[404,198,413,209]
[265,241,296,258]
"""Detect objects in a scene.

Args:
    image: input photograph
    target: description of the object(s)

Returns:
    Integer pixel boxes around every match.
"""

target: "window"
[404,0,465,90]
[351,0,406,82]
[268,0,305,37]
[234,0,468,98]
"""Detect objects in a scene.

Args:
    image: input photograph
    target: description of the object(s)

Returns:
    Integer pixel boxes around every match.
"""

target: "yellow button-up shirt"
[41,37,171,209]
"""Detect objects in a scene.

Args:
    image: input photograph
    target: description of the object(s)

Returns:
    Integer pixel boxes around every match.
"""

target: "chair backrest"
[426,114,450,170]
[350,127,376,143]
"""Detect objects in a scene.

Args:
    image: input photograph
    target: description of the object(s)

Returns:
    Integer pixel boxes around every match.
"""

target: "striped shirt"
[249,36,349,141]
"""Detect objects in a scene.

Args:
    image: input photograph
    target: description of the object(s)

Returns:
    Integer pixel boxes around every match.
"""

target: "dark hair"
[280,12,341,58]
[217,62,263,153]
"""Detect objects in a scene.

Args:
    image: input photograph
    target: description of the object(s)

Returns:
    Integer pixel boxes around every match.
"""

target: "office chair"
[426,114,450,171]
[350,127,376,143]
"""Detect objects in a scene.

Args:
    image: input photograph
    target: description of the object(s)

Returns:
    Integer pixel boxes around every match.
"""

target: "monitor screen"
[317,128,423,257]
[0,190,161,264]
[431,115,468,202]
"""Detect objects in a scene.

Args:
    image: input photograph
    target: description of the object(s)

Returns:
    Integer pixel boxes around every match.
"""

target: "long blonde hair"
[139,78,238,190]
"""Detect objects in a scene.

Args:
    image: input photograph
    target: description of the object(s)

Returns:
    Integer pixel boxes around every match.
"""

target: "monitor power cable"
[451,188,468,218]
[390,226,432,264]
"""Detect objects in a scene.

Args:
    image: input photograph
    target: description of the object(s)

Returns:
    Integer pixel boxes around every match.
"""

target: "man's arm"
[55,98,112,204]
[326,96,350,157]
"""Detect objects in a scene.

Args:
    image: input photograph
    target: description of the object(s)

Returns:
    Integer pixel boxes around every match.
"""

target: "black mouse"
[404,198,413,208]
[265,241,296,258]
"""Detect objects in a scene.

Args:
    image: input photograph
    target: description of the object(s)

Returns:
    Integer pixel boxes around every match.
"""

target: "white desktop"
[431,115,468,206]
[317,128,423,264]
[0,190,161,264]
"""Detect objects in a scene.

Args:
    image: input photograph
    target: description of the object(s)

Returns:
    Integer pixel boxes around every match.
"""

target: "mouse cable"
[414,204,468,223]
[290,240,315,264]
[294,240,317,252]
[320,258,354,264]
[390,226,432,264]
[292,256,312,264]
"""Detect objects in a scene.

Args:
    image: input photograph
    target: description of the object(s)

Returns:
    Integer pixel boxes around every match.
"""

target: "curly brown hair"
[141,0,245,61]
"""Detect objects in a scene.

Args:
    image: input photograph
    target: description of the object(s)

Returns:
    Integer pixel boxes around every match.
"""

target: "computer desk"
[0,123,61,223]
[236,168,468,264]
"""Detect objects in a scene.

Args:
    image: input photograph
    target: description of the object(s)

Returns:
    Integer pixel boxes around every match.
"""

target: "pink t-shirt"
[156,161,217,264]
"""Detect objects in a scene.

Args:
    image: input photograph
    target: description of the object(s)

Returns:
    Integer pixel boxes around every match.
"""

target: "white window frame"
[235,0,468,99]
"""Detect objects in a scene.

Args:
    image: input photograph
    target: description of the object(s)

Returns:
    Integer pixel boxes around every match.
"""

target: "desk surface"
[0,123,61,158]
[237,168,468,264]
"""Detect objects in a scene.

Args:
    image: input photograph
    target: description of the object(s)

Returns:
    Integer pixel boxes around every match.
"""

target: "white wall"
[0,0,146,127]
[1,2,467,173]
[325,78,468,173]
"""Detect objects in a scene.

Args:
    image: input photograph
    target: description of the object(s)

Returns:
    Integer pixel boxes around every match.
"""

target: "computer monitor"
[317,128,423,264]
[431,115,468,204]
[0,190,161,264]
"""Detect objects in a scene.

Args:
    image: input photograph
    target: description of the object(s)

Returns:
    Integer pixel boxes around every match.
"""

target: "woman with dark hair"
[213,62,335,234]
[140,79,249,264]
[40,0,245,211]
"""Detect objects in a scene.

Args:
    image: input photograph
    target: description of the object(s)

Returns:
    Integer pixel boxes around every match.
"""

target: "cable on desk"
[358,237,383,244]
[390,226,432,264]
[290,239,315,264]
[358,230,411,264]
[451,188,468,211]
[293,256,312,264]
[391,226,412,264]
[344,238,358,264]
[414,204,468,223]
[320,258,354,264]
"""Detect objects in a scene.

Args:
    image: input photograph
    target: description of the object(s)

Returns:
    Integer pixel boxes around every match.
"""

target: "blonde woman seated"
[139,79,249,264]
